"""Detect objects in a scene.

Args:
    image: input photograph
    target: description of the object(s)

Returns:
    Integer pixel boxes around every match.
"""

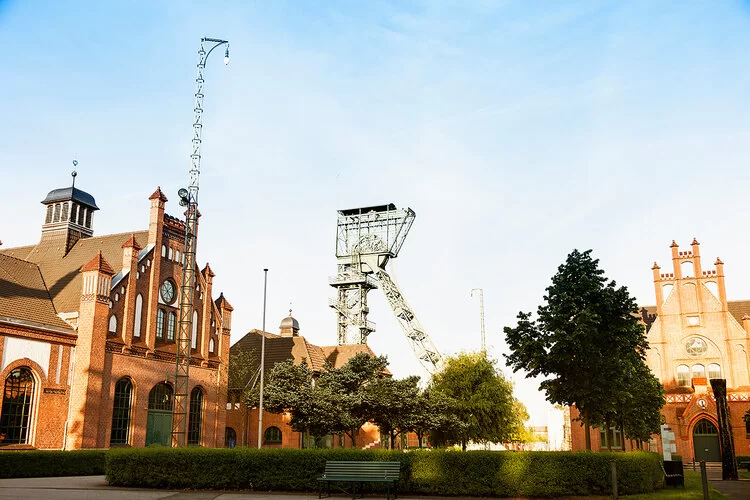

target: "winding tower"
[329,204,441,373]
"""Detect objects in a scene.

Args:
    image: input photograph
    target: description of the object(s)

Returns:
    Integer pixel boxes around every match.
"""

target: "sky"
[2,1,750,426]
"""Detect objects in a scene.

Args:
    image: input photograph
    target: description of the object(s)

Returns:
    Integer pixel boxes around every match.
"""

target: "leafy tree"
[429,351,524,450]
[504,249,660,450]
[618,360,665,446]
[363,375,421,449]
[408,389,452,448]
[227,348,259,446]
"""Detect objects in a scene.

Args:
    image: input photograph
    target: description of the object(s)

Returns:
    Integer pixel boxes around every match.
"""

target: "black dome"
[41,187,99,210]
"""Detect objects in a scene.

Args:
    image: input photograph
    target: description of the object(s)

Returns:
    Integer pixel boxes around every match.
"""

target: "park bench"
[660,460,684,488]
[317,461,401,500]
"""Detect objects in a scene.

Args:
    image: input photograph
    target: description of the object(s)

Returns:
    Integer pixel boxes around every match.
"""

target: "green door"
[692,419,721,462]
[146,411,173,446]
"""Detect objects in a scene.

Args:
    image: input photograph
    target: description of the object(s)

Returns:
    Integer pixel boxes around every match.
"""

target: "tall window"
[264,426,282,444]
[192,311,199,349]
[45,205,53,224]
[225,427,237,448]
[692,364,706,379]
[110,378,133,445]
[167,312,176,341]
[148,383,173,411]
[70,204,78,224]
[78,206,85,226]
[708,364,721,380]
[61,203,69,222]
[156,309,165,339]
[677,365,690,386]
[53,203,61,222]
[85,210,92,228]
[209,338,215,353]
[108,315,117,335]
[0,368,35,444]
[188,387,203,445]
[133,294,143,338]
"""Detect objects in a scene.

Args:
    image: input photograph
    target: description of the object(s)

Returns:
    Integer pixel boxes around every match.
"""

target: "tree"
[618,360,665,446]
[429,351,525,450]
[363,375,422,449]
[227,348,259,446]
[504,249,662,450]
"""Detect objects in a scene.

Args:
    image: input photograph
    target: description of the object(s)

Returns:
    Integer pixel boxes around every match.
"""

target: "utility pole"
[172,36,230,448]
[471,288,485,350]
[257,269,268,448]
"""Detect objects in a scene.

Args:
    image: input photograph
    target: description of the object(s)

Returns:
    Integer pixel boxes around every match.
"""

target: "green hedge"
[0,450,106,478]
[106,448,662,497]
[738,455,750,470]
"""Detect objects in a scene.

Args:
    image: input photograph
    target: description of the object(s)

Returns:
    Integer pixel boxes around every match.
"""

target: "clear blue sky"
[2,1,750,425]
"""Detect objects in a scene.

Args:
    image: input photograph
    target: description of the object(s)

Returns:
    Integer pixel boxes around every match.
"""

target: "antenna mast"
[471,288,485,350]
[172,36,230,448]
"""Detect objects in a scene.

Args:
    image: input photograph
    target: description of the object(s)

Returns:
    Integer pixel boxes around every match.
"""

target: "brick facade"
[570,239,750,458]
[0,184,231,449]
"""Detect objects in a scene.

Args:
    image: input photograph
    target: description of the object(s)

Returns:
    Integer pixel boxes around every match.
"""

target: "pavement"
[1,474,749,500]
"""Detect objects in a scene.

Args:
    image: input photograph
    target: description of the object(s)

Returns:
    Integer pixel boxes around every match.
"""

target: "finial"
[670,240,678,248]
[691,237,700,246]
[71,160,78,188]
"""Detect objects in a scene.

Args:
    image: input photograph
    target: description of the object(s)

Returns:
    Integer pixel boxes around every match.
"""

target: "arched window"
[167,312,176,341]
[156,309,165,339]
[53,203,61,222]
[168,248,173,260]
[192,311,199,349]
[108,315,117,334]
[225,427,237,448]
[677,365,690,386]
[0,368,35,444]
[133,294,143,338]
[78,207,85,226]
[692,364,706,379]
[209,338,215,353]
[188,387,203,445]
[148,383,173,411]
[61,202,69,222]
[45,205,53,224]
[110,378,133,445]
[161,245,167,258]
[70,204,78,224]
[708,364,721,380]
[175,250,180,263]
[264,426,282,444]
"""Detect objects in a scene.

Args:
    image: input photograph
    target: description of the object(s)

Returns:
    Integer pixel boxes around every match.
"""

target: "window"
[264,426,282,444]
[70,204,78,224]
[61,202,69,222]
[161,245,166,257]
[188,387,203,445]
[693,364,706,379]
[148,383,173,411]
[167,312,176,341]
[175,250,180,263]
[168,248,173,260]
[156,309,165,339]
[108,315,117,334]
[53,203,61,222]
[677,365,690,386]
[133,294,143,338]
[708,364,721,380]
[78,207,85,226]
[599,425,622,450]
[0,368,35,444]
[209,338,215,353]
[45,205,53,224]
[192,311,199,349]
[110,378,133,445]
[85,209,92,228]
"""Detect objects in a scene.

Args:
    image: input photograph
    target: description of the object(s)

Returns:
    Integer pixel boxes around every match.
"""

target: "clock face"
[160,280,176,304]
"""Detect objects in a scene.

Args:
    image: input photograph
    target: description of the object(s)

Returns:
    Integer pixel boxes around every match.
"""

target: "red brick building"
[0,181,231,449]
[570,240,750,459]
[226,312,381,449]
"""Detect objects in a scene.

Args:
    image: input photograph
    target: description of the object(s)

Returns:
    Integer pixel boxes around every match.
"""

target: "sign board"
[660,424,674,461]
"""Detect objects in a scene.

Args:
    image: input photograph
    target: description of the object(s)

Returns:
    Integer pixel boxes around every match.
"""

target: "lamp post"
[471,288,485,351]
[257,269,268,448]
[172,36,230,448]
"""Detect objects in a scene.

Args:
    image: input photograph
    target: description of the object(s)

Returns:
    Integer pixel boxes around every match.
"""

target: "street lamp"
[172,36,230,448]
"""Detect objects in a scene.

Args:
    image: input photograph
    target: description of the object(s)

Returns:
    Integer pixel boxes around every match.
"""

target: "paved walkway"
[2,475,749,500]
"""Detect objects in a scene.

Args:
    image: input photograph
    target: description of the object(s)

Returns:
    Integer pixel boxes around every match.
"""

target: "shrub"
[0,450,106,478]
[106,448,661,496]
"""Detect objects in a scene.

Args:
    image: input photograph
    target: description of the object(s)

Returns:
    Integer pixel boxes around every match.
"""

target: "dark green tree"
[363,375,421,448]
[504,249,660,450]
[429,351,524,450]
[618,360,665,446]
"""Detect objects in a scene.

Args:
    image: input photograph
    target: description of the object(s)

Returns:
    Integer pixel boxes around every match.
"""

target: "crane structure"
[329,204,441,374]
[172,37,229,448]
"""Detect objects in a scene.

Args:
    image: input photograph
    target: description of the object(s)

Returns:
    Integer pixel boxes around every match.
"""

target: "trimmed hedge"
[106,448,662,497]
[0,450,106,478]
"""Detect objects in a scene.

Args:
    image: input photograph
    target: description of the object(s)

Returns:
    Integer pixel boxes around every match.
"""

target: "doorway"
[692,418,721,462]
[145,383,173,446]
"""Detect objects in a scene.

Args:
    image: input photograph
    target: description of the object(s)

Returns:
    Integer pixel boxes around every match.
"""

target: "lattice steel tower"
[329,204,441,373]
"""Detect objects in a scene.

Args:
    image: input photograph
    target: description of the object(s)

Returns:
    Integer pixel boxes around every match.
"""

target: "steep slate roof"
[0,254,74,332]
[229,329,389,390]
[0,230,149,313]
